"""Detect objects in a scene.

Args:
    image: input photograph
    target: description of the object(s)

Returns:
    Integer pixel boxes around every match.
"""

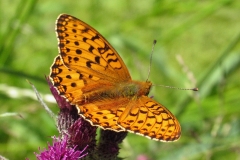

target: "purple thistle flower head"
[47,77,97,152]
[68,117,97,151]
[33,77,127,159]
[96,130,127,159]
[35,135,87,160]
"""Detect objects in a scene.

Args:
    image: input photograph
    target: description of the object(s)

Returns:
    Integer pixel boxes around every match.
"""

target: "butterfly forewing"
[56,14,131,82]
[50,56,90,102]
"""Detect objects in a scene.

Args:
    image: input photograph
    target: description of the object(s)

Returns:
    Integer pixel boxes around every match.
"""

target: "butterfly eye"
[145,88,150,96]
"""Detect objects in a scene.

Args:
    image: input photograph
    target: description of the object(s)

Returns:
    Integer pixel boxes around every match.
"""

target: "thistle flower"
[31,78,127,160]
[35,135,87,160]
[48,77,97,158]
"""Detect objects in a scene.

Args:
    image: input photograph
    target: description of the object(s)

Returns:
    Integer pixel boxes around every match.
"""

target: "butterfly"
[50,14,181,142]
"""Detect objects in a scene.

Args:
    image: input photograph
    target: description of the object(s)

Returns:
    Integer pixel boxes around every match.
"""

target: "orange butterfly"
[50,14,181,142]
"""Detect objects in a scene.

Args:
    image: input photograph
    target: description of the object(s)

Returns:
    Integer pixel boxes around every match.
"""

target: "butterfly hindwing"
[76,97,132,131]
[117,96,181,141]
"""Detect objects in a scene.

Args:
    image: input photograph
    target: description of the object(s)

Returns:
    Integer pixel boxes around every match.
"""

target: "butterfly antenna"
[153,84,198,91]
[146,40,157,82]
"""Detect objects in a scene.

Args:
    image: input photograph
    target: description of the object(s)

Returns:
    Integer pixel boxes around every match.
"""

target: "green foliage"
[1,0,240,159]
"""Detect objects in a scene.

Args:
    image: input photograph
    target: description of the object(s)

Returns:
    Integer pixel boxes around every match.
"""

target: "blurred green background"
[1,0,240,159]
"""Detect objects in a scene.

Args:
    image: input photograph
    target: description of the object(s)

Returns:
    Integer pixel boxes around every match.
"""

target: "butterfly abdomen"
[81,81,152,104]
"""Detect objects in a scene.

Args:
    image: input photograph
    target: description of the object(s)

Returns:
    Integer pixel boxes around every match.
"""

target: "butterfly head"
[134,81,152,96]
